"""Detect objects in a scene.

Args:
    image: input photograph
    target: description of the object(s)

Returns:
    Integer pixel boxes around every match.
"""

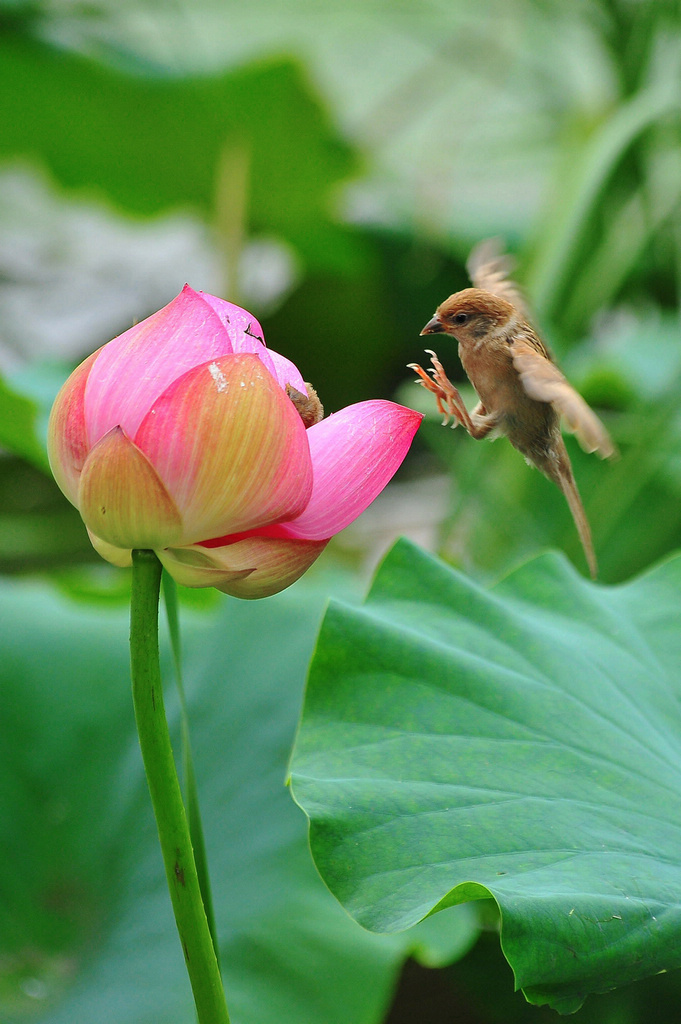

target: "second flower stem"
[130,549,230,1024]
[162,569,220,962]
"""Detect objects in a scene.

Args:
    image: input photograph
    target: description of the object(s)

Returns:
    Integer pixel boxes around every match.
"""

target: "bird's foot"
[408,350,466,428]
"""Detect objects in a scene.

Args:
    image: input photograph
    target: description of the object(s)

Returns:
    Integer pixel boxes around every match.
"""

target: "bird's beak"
[420,315,445,336]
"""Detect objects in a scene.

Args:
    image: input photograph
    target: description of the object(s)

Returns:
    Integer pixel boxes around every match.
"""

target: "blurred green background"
[1,0,681,1021]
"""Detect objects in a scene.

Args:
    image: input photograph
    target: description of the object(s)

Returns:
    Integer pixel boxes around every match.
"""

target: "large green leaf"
[289,539,681,1013]
[0,573,476,1024]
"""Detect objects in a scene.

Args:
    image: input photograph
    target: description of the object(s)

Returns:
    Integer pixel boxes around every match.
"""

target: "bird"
[409,240,615,578]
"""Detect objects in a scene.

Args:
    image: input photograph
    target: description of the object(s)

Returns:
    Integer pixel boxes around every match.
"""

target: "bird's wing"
[510,336,615,458]
[466,238,530,317]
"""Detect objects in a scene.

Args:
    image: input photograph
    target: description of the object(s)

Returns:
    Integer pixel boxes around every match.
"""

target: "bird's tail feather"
[533,438,597,579]
[558,466,597,579]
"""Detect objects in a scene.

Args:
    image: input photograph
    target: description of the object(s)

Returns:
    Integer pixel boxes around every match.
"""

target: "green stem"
[130,549,230,1024]
[162,569,220,963]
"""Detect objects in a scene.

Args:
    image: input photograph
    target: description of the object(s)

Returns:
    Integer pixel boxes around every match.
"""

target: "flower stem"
[162,569,220,963]
[130,549,230,1024]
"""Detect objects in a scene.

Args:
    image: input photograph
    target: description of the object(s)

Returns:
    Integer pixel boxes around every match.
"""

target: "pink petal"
[47,348,100,506]
[198,291,304,392]
[84,285,235,444]
[198,292,265,346]
[197,291,280,381]
[133,353,313,543]
[278,400,423,540]
[266,350,307,394]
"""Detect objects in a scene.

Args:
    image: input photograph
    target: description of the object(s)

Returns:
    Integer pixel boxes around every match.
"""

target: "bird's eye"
[453,312,469,325]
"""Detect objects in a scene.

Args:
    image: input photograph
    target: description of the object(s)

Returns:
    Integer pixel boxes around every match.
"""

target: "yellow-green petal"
[87,530,133,568]
[133,354,313,543]
[78,426,184,549]
[159,535,328,599]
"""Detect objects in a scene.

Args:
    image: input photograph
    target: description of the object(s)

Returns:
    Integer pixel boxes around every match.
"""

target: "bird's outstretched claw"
[408,350,468,428]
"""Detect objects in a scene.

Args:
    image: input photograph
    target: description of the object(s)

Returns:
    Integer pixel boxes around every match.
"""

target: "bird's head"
[420,288,516,348]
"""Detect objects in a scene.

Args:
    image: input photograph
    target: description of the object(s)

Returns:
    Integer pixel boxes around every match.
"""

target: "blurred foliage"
[0,377,48,471]
[0,573,477,1024]
[1,0,680,582]
[1,0,681,1021]
[0,31,357,262]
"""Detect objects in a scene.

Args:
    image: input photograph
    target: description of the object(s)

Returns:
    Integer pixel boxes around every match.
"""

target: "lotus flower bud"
[48,286,422,597]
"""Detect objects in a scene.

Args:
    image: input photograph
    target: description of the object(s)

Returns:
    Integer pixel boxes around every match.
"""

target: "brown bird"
[409,240,615,578]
